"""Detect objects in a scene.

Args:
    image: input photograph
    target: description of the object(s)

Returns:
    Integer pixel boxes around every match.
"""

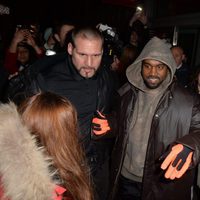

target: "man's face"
[67,36,103,78]
[60,25,74,46]
[17,46,30,64]
[55,24,74,47]
[171,47,185,67]
[130,31,138,46]
[141,59,169,89]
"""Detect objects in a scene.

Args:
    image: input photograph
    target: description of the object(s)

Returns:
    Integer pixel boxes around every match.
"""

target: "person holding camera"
[4,26,44,74]
[125,6,150,53]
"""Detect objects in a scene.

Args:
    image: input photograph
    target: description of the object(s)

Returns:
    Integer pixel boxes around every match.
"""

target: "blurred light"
[173,26,179,46]
[0,4,10,15]
[136,6,143,12]
[46,50,56,56]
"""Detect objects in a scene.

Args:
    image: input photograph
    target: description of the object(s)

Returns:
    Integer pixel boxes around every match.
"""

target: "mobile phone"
[136,6,143,13]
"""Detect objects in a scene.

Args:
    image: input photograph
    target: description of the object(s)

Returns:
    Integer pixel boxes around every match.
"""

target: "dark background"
[3,0,200,22]
[0,0,138,50]
[1,0,200,67]
[2,0,139,28]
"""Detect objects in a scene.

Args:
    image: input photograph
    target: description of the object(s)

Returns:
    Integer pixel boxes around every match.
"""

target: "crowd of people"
[0,7,200,200]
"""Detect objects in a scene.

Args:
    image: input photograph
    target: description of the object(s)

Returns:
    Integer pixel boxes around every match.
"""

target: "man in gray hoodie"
[109,37,200,200]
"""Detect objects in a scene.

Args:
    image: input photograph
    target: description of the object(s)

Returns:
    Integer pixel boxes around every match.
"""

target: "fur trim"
[0,102,54,200]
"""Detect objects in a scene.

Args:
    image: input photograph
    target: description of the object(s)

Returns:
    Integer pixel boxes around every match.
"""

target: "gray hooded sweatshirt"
[121,37,177,182]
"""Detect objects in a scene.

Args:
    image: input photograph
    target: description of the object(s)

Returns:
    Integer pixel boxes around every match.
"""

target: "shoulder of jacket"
[30,53,67,74]
[117,82,132,97]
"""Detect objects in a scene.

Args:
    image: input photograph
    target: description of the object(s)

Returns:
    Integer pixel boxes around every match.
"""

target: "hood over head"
[126,36,177,92]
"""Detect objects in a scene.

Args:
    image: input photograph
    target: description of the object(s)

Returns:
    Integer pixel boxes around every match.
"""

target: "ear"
[67,43,73,55]
[182,54,186,62]
[54,33,60,42]
[115,57,120,64]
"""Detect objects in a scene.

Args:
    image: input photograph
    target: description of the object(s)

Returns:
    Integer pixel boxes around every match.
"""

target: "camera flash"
[136,6,143,12]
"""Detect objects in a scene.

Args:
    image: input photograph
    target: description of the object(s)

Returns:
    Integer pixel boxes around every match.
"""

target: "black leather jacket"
[109,82,200,200]
[6,53,117,172]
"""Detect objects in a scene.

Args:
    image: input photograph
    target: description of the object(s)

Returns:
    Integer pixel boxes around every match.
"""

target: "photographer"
[125,6,150,53]
[97,23,124,66]
[4,25,44,74]
[111,44,139,86]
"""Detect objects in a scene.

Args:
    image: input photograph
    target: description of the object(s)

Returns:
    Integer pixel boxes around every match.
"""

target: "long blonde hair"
[18,92,93,200]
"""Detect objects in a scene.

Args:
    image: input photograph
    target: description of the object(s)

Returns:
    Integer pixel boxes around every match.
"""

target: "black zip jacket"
[6,52,117,169]
[109,82,200,200]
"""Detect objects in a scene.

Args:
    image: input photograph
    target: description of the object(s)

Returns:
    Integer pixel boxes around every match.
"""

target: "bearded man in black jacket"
[6,26,117,200]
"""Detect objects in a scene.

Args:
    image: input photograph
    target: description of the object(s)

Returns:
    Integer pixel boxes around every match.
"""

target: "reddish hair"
[18,92,93,200]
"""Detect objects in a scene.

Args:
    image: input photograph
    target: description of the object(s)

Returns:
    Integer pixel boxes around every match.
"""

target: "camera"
[98,24,116,38]
[16,24,35,34]
[97,23,119,45]
[97,23,124,65]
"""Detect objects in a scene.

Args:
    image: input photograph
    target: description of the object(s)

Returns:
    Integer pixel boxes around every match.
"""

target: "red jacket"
[4,49,44,74]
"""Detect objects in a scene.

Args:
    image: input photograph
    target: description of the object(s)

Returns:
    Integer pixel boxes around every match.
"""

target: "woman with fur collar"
[0,92,93,200]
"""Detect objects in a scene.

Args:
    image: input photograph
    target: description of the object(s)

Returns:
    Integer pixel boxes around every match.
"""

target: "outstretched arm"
[129,9,147,27]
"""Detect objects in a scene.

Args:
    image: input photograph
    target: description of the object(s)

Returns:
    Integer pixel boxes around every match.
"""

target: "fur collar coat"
[0,102,54,200]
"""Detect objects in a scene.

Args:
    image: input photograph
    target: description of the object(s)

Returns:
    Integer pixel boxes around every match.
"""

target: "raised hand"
[161,144,193,180]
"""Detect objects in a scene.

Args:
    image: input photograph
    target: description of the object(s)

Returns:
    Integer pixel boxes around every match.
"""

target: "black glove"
[172,145,193,170]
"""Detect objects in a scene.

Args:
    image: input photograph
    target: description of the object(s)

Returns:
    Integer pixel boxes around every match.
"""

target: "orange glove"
[92,111,111,135]
[161,144,193,180]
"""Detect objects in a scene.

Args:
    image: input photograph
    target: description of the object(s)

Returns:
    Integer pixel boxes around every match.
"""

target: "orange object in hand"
[161,144,193,180]
[53,185,66,200]
[92,111,110,135]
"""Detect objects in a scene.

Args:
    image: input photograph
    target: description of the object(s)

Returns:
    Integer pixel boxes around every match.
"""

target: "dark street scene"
[0,0,200,199]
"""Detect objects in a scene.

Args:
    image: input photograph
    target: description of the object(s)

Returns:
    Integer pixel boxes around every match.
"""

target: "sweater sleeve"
[4,50,18,74]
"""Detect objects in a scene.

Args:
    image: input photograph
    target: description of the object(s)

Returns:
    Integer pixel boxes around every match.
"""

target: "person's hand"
[9,29,27,53]
[26,32,36,47]
[8,72,18,80]
[92,111,110,135]
[10,29,26,46]
[138,12,147,25]
[161,144,193,180]
[47,34,56,47]
[129,10,147,27]
[14,29,26,42]
[25,32,43,55]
